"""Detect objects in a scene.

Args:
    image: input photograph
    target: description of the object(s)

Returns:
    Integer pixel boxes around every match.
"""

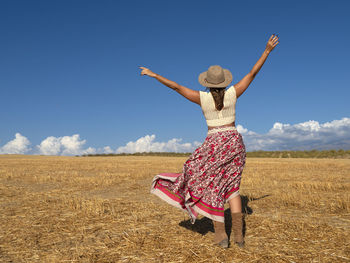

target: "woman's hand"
[139,66,157,78]
[265,34,279,53]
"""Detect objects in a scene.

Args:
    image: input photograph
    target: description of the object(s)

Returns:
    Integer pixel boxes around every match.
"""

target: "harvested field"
[0,155,349,262]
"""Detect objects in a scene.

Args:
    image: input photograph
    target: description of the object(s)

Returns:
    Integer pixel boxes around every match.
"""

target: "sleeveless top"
[199,85,237,126]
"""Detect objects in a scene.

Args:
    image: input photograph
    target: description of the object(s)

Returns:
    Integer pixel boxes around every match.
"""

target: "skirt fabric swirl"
[150,126,246,223]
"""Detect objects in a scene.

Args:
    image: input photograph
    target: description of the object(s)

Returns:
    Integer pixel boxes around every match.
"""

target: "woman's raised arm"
[234,34,279,98]
[139,66,200,105]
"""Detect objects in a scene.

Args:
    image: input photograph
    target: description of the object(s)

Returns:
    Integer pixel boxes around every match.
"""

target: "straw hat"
[198,65,233,88]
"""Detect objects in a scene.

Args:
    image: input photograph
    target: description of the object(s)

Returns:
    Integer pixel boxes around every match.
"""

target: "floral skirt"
[150,126,246,223]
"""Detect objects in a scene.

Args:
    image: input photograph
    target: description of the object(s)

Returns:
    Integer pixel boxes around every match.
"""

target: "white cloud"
[116,134,201,153]
[36,134,97,156]
[60,134,88,155]
[0,133,31,154]
[2,133,115,156]
[36,136,61,155]
[240,117,350,151]
[82,147,97,155]
[236,124,248,134]
[101,146,114,154]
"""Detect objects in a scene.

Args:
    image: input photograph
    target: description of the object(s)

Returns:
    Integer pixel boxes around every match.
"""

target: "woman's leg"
[228,194,242,213]
[228,194,245,247]
[212,220,228,248]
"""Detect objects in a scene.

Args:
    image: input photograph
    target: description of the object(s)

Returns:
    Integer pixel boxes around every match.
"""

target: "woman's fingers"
[270,34,279,44]
[270,34,279,41]
[269,34,278,41]
[139,66,153,76]
[273,41,279,47]
[139,66,147,76]
[266,34,279,52]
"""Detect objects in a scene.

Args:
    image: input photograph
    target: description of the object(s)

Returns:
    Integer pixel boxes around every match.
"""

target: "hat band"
[205,77,225,85]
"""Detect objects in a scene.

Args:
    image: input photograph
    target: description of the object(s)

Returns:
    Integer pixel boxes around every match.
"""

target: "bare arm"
[139,67,200,105]
[234,34,279,98]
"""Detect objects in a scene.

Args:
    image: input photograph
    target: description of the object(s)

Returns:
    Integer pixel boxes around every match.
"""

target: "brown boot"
[231,212,245,248]
[213,220,229,248]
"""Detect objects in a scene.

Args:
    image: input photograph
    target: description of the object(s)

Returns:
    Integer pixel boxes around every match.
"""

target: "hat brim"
[198,69,233,88]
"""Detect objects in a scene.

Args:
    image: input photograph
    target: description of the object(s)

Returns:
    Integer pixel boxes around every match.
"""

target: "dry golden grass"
[0,154,349,262]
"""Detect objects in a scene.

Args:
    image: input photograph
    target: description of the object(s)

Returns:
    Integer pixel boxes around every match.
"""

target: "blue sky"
[1,0,350,155]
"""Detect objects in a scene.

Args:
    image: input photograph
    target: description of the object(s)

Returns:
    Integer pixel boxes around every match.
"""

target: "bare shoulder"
[232,82,244,99]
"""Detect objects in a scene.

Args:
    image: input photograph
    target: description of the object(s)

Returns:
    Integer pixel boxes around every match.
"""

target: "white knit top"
[199,85,237,126]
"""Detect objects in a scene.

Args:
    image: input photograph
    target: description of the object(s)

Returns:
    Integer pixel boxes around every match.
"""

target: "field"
[0,155,349,262]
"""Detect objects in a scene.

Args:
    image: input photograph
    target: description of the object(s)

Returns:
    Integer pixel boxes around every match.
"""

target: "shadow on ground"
[179,194,270,237]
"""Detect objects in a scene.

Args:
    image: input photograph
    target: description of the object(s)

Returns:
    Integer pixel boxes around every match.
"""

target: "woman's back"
[199,86,237,127]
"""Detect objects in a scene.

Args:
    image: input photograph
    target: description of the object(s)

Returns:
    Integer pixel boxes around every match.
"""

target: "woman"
[140,34,279,248]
